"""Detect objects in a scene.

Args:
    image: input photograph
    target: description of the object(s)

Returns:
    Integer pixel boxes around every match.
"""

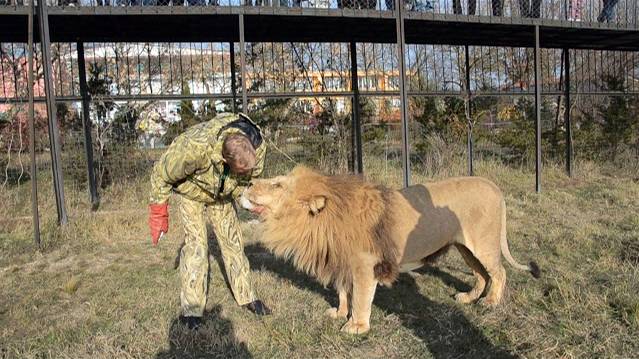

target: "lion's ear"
[307,195,326,215]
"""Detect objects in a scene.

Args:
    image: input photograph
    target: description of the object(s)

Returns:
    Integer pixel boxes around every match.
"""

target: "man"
[148,112,271,330]
[453,0,504,17]
[518,0,541,18]
[597,0,619,22]
[569,0,584,21]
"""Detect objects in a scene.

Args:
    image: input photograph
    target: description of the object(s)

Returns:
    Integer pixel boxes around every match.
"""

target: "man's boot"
[243,300,272,316]
[179,315,203,330]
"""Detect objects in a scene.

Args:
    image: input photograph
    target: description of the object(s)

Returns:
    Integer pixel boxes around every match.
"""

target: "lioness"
[240,166,539,334]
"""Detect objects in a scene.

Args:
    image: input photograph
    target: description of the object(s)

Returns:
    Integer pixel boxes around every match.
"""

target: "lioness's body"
[241,167,538,334]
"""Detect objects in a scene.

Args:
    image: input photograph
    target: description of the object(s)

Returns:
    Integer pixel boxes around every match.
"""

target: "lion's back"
[402,176,503,210]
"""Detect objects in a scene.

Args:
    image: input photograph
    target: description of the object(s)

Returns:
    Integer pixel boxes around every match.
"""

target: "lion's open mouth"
[250,204,266,215]
[239,195,267,216]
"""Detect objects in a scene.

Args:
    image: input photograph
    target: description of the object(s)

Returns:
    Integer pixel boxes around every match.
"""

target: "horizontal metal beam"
[2,10,639,51]
[3,90,639,104]
[0,6,631,36]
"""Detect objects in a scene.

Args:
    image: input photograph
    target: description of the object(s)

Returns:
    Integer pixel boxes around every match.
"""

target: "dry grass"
[1,158,638,358]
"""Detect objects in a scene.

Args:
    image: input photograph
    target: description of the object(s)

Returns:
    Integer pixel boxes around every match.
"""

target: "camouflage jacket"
[149,113,266,205]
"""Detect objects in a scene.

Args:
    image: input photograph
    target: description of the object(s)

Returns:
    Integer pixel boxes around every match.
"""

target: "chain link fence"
[2,41,639,243]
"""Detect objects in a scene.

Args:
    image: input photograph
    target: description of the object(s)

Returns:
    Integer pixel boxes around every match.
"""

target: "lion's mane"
[260,166,399,291]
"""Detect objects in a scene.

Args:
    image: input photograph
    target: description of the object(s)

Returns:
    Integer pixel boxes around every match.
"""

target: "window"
[358,76,377,90]
[387,76,400,90]
[324,77,345,91]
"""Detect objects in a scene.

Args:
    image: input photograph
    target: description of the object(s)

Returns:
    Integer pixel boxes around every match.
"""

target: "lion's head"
[240,166,399,289]
[240,166,329,219]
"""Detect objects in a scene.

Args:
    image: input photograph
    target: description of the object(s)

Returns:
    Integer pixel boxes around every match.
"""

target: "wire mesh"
[1,40,639,225]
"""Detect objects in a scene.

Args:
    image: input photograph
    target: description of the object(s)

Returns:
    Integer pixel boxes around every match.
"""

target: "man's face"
[229,161,253,176]
[222,135,257,176]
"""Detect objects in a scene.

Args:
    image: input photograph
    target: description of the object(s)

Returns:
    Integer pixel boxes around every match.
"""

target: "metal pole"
[239,15,248,113]
[37,0,68,224]
[350,42,363,175]
[28,0,40,247]
[564,48,573,177]
[77,42,99,211]
[229,42,238,113]
[395,0,410,187]
[534,25,542,193]
[465,45,474,176]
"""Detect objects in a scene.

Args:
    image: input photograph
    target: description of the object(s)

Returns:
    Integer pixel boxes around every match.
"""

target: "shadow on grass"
[245,244,335,304]
[155,305,252,359]
[199,229,337,307]
[376,273,519,359]
[246,244,519,359]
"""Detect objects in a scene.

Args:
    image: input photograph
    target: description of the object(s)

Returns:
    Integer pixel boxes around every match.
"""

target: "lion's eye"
[273,182,282,188]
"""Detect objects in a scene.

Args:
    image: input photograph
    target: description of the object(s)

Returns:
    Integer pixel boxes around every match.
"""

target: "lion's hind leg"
[481,263,506,306]
[453,244,489,304]
[457,243,507,306]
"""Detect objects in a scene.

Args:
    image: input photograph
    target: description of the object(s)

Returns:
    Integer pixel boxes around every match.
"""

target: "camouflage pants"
[179,196,256,317]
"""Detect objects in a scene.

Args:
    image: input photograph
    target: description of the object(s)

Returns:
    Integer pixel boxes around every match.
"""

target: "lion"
[239,166,539,334]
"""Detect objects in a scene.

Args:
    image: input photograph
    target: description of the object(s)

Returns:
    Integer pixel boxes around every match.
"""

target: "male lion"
[240,166,539,334]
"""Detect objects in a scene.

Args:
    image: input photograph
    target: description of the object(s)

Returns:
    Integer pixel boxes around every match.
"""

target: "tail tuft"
[529,261,541,279]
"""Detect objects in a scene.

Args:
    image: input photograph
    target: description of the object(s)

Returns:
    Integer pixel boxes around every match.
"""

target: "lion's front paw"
[325,307,348,319]
[340,320,370,335]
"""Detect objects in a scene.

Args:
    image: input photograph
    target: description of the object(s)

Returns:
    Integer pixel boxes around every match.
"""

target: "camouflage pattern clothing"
[149,113,266,316]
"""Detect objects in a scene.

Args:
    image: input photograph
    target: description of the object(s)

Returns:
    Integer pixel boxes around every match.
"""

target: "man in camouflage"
[148,112,271,330]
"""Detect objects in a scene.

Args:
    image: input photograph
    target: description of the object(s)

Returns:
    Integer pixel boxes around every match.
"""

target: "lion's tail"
[500,199,541,279]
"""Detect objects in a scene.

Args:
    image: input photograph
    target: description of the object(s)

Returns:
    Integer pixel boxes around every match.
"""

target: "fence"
[1,0,639,246]
[2,0,638,29]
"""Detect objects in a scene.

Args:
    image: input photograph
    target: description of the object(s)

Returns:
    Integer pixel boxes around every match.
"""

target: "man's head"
[222,133,256,176]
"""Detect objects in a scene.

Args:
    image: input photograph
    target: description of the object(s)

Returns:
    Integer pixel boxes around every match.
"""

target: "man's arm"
[149,142,209,204]
[148,141,210,245]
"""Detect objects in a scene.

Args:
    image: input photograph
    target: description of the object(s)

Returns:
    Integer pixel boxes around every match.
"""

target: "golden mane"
[259,166,399,290]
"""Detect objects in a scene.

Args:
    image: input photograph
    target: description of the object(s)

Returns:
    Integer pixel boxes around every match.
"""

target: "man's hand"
[149,203,169,246]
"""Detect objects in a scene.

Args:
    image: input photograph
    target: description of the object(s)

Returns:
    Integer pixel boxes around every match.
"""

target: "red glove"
[149,203,169,246]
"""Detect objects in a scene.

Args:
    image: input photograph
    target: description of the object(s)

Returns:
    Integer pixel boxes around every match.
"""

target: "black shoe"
[244,300,272,316]
[179,315,203,330]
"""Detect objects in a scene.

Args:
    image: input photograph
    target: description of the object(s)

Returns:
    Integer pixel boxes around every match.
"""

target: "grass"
[1,158,638,358]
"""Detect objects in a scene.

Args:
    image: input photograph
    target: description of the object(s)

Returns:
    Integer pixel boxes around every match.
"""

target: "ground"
[1,160,638,358]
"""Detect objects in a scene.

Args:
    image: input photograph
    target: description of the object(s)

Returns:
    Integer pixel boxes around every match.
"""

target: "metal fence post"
[28,0,40,247]
[37,0,68,224]
[395,0,410,187]
[465,45,474,176]
[534,25,542,193]
[350,42,363,174]
[239,14,248,113]
[564,48,573,177]
[77,42,99,210]
[230,42,238,113]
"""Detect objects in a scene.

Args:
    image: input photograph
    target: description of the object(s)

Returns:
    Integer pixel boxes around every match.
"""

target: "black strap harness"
[217,114,263,149]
